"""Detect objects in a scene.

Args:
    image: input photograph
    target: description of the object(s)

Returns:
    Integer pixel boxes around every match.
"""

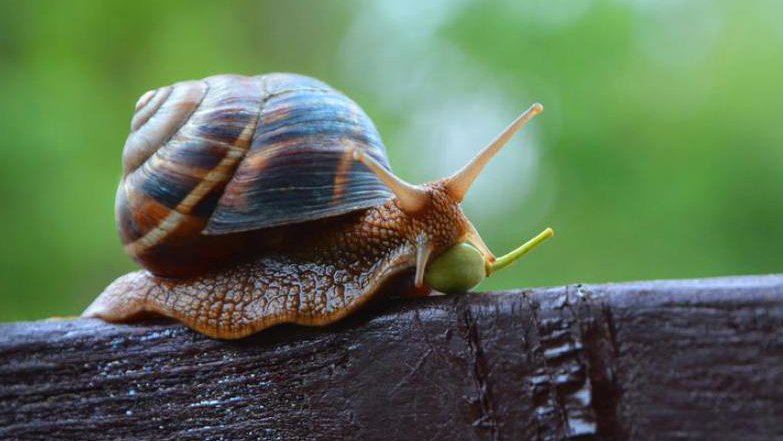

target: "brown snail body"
[84,73,553,339]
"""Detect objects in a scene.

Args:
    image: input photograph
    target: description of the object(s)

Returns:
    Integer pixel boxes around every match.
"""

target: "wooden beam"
[1,275,782,440]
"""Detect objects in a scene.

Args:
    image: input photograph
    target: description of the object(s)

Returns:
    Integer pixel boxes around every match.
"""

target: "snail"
[83,73,554,339]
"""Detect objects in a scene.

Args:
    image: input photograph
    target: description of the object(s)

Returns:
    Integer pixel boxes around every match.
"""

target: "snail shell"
[117,73,393,276]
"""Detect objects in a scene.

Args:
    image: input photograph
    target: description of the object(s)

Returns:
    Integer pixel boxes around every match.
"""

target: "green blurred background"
[1,0,781,321]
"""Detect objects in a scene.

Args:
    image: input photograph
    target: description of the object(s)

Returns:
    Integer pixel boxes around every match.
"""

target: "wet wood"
[1,274,782,440]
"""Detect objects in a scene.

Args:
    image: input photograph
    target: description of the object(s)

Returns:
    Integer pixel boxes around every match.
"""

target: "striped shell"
[117,73,393,277]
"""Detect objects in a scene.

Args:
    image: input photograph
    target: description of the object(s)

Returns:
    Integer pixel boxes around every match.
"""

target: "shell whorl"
[117,73,393,277]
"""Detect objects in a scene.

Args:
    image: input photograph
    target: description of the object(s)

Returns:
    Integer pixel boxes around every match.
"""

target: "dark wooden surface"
[1,275,782,441]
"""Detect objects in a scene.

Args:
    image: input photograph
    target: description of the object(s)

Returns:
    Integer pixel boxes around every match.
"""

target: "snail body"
[85,73,553,339]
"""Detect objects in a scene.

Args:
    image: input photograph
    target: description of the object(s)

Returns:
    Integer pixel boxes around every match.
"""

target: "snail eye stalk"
[445,103,543,202]
[352,148,429,214]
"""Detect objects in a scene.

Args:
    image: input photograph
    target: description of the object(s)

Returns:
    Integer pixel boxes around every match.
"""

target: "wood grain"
[1,275,782,440]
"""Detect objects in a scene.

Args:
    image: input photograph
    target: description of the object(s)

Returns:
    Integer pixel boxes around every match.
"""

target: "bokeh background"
[1,0,781,321]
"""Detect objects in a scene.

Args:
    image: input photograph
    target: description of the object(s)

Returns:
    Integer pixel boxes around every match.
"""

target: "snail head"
[352,103,553,293]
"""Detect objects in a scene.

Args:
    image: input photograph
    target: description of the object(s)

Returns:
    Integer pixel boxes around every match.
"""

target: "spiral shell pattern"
[117,73,393,277]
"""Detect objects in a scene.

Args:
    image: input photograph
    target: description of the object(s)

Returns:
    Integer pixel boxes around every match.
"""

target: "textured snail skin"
[85,184,471,339]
